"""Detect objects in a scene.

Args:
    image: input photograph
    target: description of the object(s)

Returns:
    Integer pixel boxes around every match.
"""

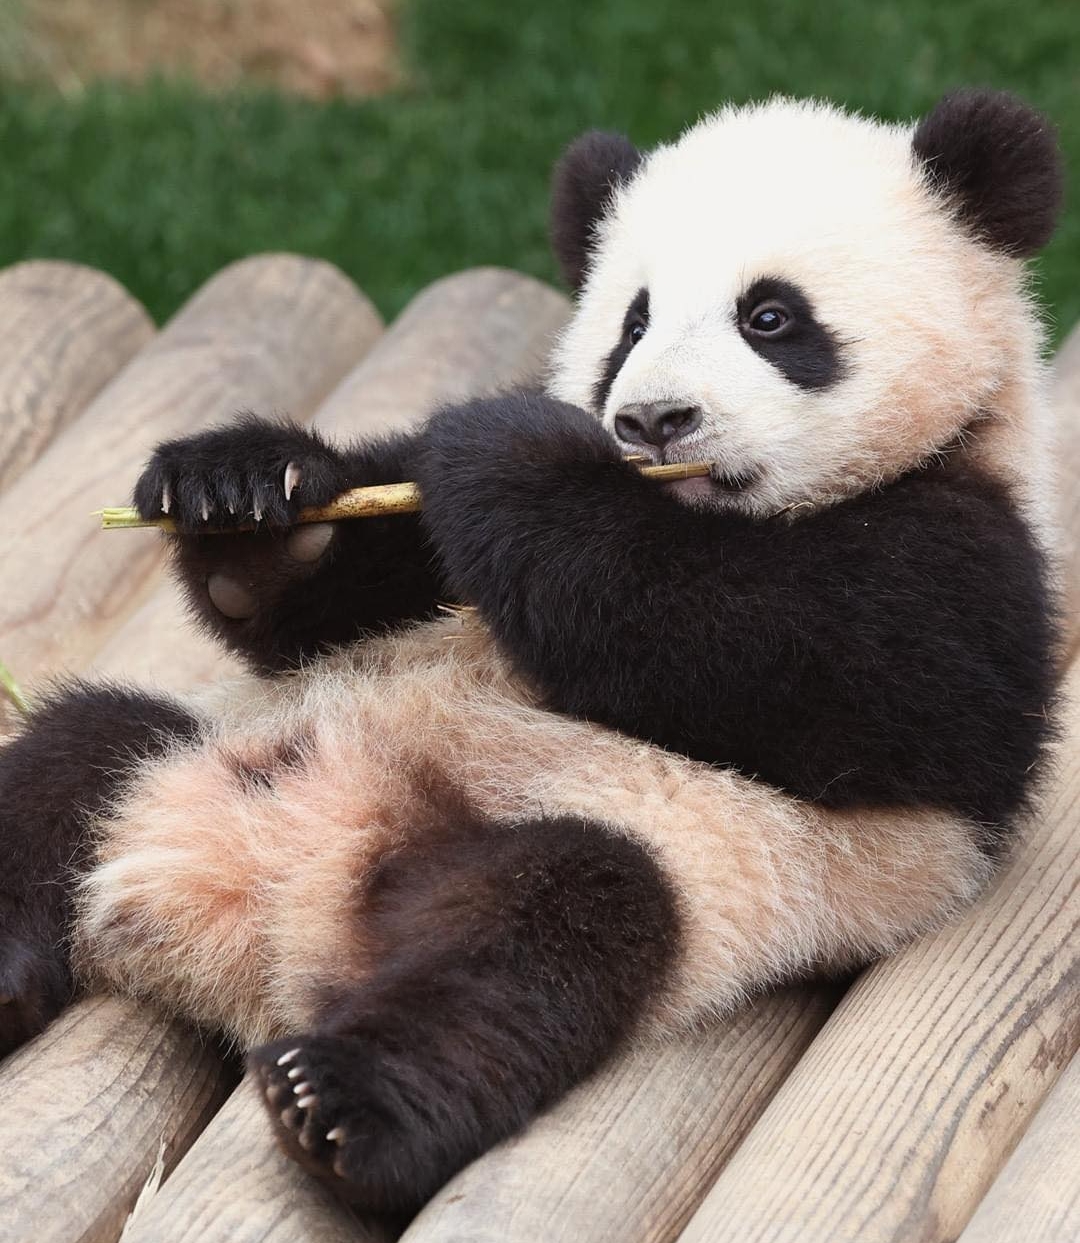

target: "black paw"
[133,413,351,532]
[418,391,614,494]
[250,1033,447,1218]
[415,393,621,601]
[0,931,72,1058]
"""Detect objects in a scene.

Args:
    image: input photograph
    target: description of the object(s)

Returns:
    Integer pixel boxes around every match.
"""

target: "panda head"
[547,90,1064,516]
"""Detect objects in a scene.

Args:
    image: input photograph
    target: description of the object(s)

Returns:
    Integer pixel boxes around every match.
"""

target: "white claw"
[201,497,210,523]
[326,1127,346,1145]
[161,483,171,515]
[252,500,263,524]
[276,1047,302,1067]
[293,1081,312,1096]
[297,1094,317,1110]
[284,461,302,501]
[287,1066,303,1081]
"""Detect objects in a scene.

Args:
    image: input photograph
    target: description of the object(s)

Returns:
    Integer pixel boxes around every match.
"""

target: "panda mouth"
[664,463,763,511]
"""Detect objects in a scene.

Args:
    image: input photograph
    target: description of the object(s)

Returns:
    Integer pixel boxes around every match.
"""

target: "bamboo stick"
[98,461,715,531]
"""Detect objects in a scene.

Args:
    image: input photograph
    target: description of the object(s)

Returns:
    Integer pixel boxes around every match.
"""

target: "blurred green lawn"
[1,0,1077,339]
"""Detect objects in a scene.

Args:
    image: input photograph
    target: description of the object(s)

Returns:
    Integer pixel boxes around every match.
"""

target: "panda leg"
[0,683,199,1055]
[249,812,680,1218]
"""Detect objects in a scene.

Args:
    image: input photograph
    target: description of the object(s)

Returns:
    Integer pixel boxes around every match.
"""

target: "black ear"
[912,88,1064,257]
[550,131,642,290]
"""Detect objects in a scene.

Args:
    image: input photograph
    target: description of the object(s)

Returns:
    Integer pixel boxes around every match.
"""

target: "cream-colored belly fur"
[75,614,991,1049]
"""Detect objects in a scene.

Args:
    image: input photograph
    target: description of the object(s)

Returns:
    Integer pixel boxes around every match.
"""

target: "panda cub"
[0,89,1063,1215]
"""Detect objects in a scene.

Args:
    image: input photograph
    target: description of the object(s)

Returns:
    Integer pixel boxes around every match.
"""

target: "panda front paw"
[133,413,350,533]
[416,392,622,603]
[418,391,615,492]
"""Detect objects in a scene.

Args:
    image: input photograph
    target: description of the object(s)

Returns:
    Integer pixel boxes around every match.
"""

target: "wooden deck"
[0,255,1076,1243]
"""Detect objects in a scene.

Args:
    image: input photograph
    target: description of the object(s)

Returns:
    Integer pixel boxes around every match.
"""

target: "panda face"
[548,96,1060,517]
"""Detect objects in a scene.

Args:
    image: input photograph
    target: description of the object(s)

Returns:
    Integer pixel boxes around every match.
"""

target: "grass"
[0,0,1077,339]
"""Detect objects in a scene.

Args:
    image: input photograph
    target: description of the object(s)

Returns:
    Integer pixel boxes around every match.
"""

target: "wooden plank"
[1052,321,1080,654]
[404,987,836,1243]
[0,254,379,730]
[958,1050,1080,1242]
[674,660,1080,1243]
[119,1078,384,1243]
[0,261,153,494]
[314,266,569,436]
[124,270,569,1239]
[0,257,381,1241]
[0,997,229,1243]
[92,267,568,693]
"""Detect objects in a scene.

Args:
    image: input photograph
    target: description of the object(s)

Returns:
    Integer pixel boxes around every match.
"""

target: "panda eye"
[747,303,791,336]
[627,321,647,347]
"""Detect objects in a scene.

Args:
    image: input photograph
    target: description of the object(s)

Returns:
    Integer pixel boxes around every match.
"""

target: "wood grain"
[313,266,569,437]
[0,261,153,493]
[1052,321,1080,655]
[958,1050,1080,1242]
[675,660,1080,1243]
[119,1077,384,1243]
[404,988,836,1243]
[0,254,379,729]
[0,256,380,1242]
[0,997,229,1243]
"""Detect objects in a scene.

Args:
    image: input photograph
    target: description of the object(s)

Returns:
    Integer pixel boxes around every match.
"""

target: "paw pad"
[255,1041,347,1169]
[207,573,258,620]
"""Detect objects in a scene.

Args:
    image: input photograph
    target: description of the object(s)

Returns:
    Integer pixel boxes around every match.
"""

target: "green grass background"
[1,0,1077,338]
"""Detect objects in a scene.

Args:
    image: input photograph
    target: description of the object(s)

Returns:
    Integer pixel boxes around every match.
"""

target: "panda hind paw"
[251,1032,427,1214]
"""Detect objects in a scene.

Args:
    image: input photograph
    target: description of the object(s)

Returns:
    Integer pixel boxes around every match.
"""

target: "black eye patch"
[736,277,845,391]
[592,287,649,411]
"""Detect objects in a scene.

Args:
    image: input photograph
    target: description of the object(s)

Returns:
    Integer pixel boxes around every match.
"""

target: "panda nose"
[614,401,703,449]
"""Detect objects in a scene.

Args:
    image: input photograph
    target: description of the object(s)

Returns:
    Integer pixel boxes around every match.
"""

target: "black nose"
[614,401,703,449]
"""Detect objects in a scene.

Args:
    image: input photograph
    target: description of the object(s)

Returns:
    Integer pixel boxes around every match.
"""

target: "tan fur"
[76,615,990,1048]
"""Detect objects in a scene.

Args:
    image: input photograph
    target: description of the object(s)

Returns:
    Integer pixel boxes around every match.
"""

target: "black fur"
[417,392,1058,843]
[250,793,679,1218]
[0,683,199,1054]
[593,287,650,411]
[736,276,846,391]
[134,414,445,673]
[550,131,642,290]
[913,88,1064,257]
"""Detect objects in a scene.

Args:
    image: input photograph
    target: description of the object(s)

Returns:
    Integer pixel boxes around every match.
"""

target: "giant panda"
[0,89,1064,1217]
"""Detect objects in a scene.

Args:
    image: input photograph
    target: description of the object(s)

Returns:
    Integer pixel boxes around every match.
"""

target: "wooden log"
[1052,321,1080,655]
[0,254,379,729]
[119,1077,384,1243]
[92,268,568,694]
[0,261,153,494]
[0,997,229,1243]
[404,987,836,1243]
[957,1051,1080,1243]
[0,257,380,1241]
[313,266,569,437]
[674,659,1080,1243]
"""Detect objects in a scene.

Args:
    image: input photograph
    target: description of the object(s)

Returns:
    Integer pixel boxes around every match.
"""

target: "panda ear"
[912,88,1064,258]
[550,131,642,290]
